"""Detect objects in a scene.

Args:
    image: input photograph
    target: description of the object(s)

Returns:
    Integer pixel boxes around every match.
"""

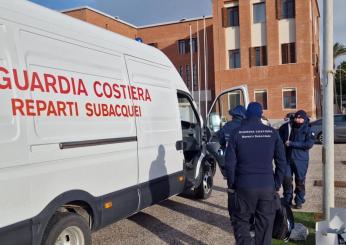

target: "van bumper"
[0,219,32,245]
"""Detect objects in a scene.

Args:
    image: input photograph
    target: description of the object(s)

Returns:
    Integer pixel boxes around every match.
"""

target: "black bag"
[272,199,295,241]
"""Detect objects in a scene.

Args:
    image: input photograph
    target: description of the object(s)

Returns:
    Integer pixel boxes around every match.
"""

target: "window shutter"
[222,8,229,27]
[282,44,288,64]
[292,0,296,18]
[290,43,296,63]
[276,0,282,19]
[250,48,256,67]
[262,46,267,66]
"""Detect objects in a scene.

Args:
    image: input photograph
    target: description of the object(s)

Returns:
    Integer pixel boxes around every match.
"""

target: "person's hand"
[285,141,291,147]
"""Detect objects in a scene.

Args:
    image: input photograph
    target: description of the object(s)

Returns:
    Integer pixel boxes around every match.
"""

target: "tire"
[318,132,323,144]
[42,212,91,245]
[194,166,213,199]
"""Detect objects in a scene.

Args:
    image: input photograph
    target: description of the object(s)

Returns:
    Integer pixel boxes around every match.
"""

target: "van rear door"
[206,86,249,175]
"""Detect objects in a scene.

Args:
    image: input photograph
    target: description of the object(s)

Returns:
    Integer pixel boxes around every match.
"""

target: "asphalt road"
[92,144,346,245]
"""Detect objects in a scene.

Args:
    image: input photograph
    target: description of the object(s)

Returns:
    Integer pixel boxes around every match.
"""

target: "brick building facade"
[63,7,215,117]
[63,0,321,120]
[213,0,321,119]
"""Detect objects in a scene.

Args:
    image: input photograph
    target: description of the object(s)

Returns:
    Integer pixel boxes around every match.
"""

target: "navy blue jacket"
[218,106,246,148]
[285,120,315,162]
[218,118,242,148]
[225,117,287,190]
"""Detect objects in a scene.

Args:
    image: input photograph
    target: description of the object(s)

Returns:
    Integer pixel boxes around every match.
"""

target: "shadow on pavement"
[196,200,229,212]
[159,199,233,233]
[212,185,227,193]
[128,212,208,245]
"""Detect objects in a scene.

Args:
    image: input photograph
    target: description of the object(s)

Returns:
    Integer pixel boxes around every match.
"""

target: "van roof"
[0,0,180,71]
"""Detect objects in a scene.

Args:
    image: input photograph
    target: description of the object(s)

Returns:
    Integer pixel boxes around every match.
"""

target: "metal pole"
[322,0,334,220]
[197,20,201,114]
[203,17,208,119]
[189,25,194,98]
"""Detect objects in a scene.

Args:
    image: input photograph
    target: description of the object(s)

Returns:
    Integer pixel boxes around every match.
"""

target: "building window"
[148,43,158,48]
[186,64,191,84]
[222,6,239,27]
[229,49,241,69]
[282,43,296,64]
[250,46,267,67]
[253,2,266,23]
[283,88,297,109]
[254,90,268,110]
[193,64,198,89]
[229,7,239,27]
[178,65,183,78]
[178,38,197,54]
[277,0,295,19]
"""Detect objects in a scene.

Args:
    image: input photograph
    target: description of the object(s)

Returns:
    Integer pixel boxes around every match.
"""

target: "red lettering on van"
[11,98,25,116]
[44,74,58,93]
[0,67,12,90]
[13,69,29,90]
[77,79,88,96]
[144,89,152,102]
[58,76,71,94]
[93,81,103,98]
[36,100,47,116]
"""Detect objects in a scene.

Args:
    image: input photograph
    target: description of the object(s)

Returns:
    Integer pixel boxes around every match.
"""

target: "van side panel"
[0,22,139,228]
[125,57,185,208]
[0,20,33,232]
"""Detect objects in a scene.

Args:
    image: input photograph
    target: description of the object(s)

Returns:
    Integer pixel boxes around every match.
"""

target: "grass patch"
[272,212,316,245]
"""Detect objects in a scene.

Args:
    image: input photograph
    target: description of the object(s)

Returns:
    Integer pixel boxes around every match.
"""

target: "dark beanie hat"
[228,105,246,119]
[246,102,263,118]
[295,110,308,119]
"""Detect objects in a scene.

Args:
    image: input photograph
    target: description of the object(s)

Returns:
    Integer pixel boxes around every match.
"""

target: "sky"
[28,0,213,26]
[29,0,346,63]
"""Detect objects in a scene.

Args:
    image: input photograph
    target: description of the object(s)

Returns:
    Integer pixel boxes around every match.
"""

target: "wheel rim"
[55,226,85,245]
[202,170,213,194]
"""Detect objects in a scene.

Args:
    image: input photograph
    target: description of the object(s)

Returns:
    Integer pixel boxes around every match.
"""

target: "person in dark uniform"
[218,105,246,150]
[225,102,287,245]
[282,110,315,209]
[279,113,295,144]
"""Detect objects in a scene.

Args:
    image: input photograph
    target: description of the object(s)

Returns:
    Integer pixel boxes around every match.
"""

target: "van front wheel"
[195,167,213,199]
[42,212,91,245]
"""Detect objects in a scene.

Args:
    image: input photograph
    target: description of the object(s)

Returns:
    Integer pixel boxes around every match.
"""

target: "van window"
[178,97,198,124]
[208,89,245,133]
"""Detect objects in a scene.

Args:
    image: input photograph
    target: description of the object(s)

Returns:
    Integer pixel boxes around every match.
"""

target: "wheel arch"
[32,190,100,245]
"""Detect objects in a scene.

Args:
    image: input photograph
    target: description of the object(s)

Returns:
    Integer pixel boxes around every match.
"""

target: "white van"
[0,1,248,244]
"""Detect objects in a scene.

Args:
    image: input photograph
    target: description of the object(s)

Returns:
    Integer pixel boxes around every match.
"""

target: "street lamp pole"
[323,0,335,220]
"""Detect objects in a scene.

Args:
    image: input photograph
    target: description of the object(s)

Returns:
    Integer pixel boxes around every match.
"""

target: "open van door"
[205,85,249,176]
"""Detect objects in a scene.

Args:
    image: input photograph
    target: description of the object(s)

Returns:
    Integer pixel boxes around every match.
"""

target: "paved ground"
[92,144,346,245]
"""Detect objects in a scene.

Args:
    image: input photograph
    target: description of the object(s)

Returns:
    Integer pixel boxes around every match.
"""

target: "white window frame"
[282,87,297,110]
[254,89,268,110]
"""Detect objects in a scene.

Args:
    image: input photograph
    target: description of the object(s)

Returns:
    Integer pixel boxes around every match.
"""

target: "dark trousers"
[228,188,276,245]
[283,159,309,205]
